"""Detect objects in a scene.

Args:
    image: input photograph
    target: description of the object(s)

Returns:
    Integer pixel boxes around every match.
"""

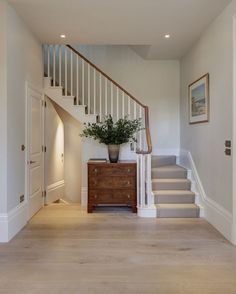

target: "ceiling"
[8,0,231,59]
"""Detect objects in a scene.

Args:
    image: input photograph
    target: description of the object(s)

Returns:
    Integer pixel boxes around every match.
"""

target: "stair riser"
[152,170,187,179]
[155,195,195,204]
[151,156,176,167]
[157,208,199,218]
[152,181,191,190]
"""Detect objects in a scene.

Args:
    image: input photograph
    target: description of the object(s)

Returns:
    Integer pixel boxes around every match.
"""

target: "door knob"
[30,160,36,164]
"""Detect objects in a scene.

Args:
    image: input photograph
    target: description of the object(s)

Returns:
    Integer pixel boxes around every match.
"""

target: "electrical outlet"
[225,140,231,148]
[225,148,231,156]
[20,195,24,203]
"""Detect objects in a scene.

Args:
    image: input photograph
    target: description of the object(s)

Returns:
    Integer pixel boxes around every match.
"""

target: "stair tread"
[153,190,195,195]
[152,178,191,183]
[152,165,186,172]
[62,95,75,98]
[49,86,63,89]
[156,203,199,209]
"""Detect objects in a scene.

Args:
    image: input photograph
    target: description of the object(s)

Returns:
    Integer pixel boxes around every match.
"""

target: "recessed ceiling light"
[165,34,170,39]
[60,34,66,39]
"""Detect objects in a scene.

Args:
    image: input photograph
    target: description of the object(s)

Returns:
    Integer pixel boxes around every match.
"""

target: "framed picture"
[189,73,209,124]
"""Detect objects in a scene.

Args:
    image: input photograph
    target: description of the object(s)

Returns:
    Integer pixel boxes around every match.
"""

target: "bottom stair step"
[156,204,199,218]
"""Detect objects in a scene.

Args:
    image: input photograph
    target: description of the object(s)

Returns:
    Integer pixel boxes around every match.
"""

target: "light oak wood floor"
[0,204,236,294]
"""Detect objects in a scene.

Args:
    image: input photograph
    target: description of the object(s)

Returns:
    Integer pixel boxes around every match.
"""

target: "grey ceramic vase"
[108,144,120,163]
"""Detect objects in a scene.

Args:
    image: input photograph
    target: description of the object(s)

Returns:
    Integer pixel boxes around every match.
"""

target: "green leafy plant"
[81,115,142,145]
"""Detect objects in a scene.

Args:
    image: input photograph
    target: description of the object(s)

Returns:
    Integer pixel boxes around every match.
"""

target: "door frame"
[25,81,45,221]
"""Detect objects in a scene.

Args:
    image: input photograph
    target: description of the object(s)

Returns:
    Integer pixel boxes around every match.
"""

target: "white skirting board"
[178,149,232,241]
[46,180,65,205]
[81,187,88,207]
[0,202,28,243]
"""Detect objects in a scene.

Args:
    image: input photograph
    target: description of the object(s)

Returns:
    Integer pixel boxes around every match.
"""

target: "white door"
[26,85,44,219]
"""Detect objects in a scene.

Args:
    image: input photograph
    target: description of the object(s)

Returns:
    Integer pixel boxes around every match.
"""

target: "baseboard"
[138,205,157,217]
[47,180,65,204]
[81,187,88,207]
[179,149,232,241]
[0,202,28,243]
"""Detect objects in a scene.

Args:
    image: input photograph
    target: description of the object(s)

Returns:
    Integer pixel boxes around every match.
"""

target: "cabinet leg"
[132,206,137,213]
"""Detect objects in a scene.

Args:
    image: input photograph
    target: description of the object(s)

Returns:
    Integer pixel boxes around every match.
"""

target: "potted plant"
[81,115,142,163]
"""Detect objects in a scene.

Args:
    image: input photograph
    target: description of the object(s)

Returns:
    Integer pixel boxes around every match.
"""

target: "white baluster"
[105,78,108,116]
[116,87,119,120]
[59,45,62,87]
[134,101,137,119]
[65,47,67,95]
[140,155,145,208]
[139,106,142,150]
[136,154,140,208]
[111,83,113,117]
[82,59,84,105]
[99,73,102,121]
[47,45,50,78]
[146,154,153,206]
[128,96,131,117]
[53,46,56,86]
[88,63,90,113]
[70,50,73,96]
[93,68,96,115]
[122,92,125,118]
[76,55,79,104]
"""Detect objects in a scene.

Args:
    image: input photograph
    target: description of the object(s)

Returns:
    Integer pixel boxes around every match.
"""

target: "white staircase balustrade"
[43,44,153,216]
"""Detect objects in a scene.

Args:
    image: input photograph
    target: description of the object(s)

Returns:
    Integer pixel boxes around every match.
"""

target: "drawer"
[89,176,113,189]
[88,165,113,177]
[113,190,136,203]
[89,190,136,204]
[111,165,136,176]
[113,176,135,189]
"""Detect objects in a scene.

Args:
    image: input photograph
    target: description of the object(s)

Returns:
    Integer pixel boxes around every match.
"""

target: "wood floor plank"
[0,203,236,294]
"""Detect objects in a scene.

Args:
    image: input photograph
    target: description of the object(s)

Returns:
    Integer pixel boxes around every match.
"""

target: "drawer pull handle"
[94,195,98,199]
[127,168,131,173]
[127,181,130,185]
[93,168,98,173]
[127,194,130,199]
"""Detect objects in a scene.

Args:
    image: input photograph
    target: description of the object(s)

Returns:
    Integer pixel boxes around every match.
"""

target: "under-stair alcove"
[45,97,82,204]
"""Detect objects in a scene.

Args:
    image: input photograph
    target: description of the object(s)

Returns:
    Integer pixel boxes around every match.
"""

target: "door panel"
[27,86,43,219]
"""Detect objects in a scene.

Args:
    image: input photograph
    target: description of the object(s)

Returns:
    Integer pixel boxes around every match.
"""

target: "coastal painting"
[189,74,209,124]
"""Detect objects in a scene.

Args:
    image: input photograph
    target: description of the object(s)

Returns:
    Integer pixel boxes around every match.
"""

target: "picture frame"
[188,73,209,124]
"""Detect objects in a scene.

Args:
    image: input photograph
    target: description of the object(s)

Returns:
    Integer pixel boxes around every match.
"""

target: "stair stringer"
[44,77,97,124]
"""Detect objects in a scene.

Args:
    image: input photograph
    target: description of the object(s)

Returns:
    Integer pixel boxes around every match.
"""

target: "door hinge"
[42,100,46,107]
[42,191,46,198]
[42,145,47,152]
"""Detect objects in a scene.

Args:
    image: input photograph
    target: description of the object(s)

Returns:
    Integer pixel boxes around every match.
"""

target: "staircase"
[43,44,199,218]
[152,155,199,217]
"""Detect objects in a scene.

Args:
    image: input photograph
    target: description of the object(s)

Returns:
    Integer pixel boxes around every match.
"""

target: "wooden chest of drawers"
[87,161,137,213]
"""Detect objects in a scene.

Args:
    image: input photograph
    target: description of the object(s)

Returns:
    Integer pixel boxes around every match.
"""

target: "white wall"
[0,1,43,242]
[54,104,82,203]
[74,45,180,154]
[0,1,8,214]
[46,98,65,204]
[5,2,43,211]
[180,0,236,240]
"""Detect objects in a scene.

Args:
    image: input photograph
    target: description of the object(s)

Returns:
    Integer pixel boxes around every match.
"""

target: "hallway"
[0,204,236,294]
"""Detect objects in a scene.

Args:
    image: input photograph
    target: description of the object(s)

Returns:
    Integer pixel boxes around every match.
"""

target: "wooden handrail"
[66,44,152,154]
